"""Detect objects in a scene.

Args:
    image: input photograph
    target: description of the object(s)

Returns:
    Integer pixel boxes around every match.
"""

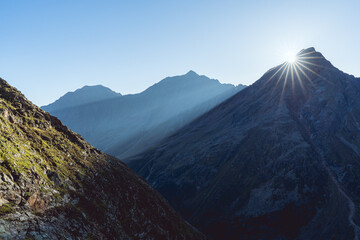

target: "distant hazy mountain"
[43,71,246,159]
[128,48,360,239]
[42,85,121,112]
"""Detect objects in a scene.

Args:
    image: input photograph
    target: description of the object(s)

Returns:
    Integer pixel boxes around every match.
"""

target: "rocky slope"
[42,71,245,160]
[128,48,360,239]
[0,78,205,239]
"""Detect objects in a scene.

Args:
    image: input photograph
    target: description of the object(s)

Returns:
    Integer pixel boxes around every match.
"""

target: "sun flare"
[266,48,326,100]
[285,52,298,63]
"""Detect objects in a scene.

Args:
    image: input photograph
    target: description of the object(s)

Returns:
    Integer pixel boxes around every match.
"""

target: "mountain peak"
[296,47,326,60]
[143,71,234,97]
[298,47,316,55]
[75,84,121,95]
[258,47,337,95]
[185,70,199,76]
[295,47,331,67]
[42,84,121,112]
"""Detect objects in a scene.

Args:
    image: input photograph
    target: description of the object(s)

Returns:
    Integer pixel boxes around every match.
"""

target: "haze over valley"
[42,71,245,159]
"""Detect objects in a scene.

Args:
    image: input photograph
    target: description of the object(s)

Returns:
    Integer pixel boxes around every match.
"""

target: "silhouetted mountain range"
[0,77,204,239]
[128,48,360,240]
[43,71,245,159]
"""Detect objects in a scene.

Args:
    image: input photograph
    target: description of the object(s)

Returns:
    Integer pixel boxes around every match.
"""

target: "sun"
[285,52,298,64]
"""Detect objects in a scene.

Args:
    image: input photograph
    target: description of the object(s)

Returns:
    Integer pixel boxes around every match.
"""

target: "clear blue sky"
[1,0,359,106]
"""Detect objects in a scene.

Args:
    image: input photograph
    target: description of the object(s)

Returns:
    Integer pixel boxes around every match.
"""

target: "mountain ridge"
[42,85,122,112]
[43,71,246,159]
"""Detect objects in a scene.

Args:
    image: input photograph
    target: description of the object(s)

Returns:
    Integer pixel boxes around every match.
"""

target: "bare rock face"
[129,48,360,240]
[27,191,50,213]
[0,78,205,239]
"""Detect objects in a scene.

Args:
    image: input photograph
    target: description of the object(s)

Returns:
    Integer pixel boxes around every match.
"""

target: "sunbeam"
[264,48,330,110]
[259,48,328,111]
[279,49,328,87]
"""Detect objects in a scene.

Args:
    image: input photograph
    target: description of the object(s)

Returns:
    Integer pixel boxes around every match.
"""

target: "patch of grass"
[0,203,15,215]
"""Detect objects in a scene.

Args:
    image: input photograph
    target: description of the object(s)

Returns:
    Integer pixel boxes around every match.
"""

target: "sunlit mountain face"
[129,47,360,240]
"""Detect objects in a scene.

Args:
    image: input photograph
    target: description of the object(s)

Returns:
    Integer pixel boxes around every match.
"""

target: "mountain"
[43,71,246,159]
[0,78,205,239]
[42,85,122,112]
[128,48,360,240]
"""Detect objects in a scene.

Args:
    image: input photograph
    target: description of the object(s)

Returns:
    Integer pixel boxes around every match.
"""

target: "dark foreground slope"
[43,71,245,159]
[129,48,360,240]
[0,78,205,239]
